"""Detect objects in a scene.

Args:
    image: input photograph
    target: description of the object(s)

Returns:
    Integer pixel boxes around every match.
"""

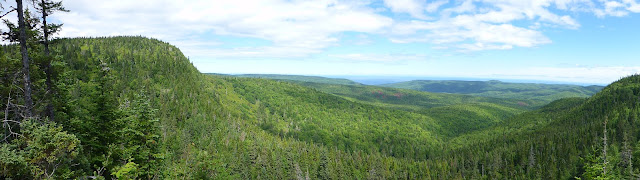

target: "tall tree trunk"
[41,0,50,56]
[602,116,608,175]
[16,0,33,118]
[41,0,54,121]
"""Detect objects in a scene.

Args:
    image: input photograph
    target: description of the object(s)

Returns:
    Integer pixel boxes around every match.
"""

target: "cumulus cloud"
[385,0,640,51]
[388,0,589,51]
[383,0,430,19]
[426,0,449,13]
[390,17,552,50]
[491,66,640,84]
[382,0,448,19]
[595,0,630,17]
[328,53,429,62]
[8,0,638,56]
[626,0,640,12]
[52,0,392,58]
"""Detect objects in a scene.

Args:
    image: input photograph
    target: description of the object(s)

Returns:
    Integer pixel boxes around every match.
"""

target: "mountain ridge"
[383,79,604,103]
[2,36,637,179]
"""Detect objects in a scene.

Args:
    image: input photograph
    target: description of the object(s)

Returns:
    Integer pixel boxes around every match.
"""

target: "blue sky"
[9,0,640,84]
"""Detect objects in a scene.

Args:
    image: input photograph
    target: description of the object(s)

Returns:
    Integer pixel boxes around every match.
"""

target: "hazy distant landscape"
[2,0,640,179]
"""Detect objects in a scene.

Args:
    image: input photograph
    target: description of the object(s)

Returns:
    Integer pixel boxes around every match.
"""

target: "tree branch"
[0,7,16,19]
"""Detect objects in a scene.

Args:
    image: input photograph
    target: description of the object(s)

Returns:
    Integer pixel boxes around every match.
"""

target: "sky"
[4,0,640,85]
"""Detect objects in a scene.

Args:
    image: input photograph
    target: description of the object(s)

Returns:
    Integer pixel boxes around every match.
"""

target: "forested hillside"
[1,37,438,179]
[231,74,361,85]
[273,81,540,137]
[422,75,640,179]
[383,80,603,103]
[2,36,639,179]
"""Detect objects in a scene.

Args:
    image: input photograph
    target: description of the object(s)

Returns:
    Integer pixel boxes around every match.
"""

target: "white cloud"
[329,53,429,62]
[590,0,640,17]
[11,0,640,56]
[426,0,449,13]
[390,16,552,50]
[388,0,595,51]
[487,66,640,84]
[52,0,392,58]
[383,0,431,19]
[595,0,630,17]
[625,0,640,12]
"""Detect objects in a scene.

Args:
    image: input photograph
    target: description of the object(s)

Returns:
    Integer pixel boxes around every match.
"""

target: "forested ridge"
[2,35,639,179]
[383,79,604,103]
[230,74,361,86]
[235,79,540,137]
[423,75,640,179]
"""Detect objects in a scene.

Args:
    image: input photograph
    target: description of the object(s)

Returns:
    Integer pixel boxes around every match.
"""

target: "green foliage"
[419,75,640,179]
[253,79,537,137]
[112,161,139,180]
[578,147,614,180]
[113,92,160,178]
[2,37,170,178]
[228,77,441,160]
[32,0,69,37]
[0,143,29,177]
[62,60,122,176]
[292,80,543,110]
[3,36,639,179]
[0,119,80,179]
[383,79,603,103]
[2,9,42,46]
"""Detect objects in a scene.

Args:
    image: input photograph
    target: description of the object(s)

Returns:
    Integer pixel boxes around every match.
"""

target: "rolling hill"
[3,37,445,178]
[422,75,640,179]
[231,74,361,85]
[383,79,604,103]
[2,37,638,179]
[225,74,541,137]
[278,81,541,137]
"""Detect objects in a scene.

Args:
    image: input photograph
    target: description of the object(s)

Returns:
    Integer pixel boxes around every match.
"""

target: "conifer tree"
[15,0,33,118]
[32,0,67,121]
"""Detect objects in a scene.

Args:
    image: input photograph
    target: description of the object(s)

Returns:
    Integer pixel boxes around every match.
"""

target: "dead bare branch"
[0,7,16,19]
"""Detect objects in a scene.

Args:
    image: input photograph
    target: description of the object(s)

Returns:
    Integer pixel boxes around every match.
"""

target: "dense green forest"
[383,79,603,103]
[3,36,639,179]
[2,1,637,179]
[262,80,541,136]
[0,9,632,178]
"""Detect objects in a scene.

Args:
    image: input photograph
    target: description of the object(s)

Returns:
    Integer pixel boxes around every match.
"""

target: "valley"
[2,37,638,179]
[2,0,639,179]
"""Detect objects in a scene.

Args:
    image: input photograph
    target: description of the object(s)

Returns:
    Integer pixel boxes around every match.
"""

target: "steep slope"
[223,76,445,159]
[383,79,603,103]
[39,37,439,179]
[7,36,635,179]
[422,75,640,179]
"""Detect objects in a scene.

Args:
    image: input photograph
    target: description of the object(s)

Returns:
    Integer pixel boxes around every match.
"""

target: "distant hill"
[232,74,361,85]
[382,80,604,103]
[425,75,640,179]
[4,36,636,179]
[278,81,541,137]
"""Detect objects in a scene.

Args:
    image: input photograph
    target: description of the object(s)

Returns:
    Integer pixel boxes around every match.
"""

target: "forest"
[2,1,640,179]
[383,79,603,103]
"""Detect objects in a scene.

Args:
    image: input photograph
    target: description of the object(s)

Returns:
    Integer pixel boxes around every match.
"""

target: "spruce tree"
[31,0,68,121]
[15,0,33,118]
